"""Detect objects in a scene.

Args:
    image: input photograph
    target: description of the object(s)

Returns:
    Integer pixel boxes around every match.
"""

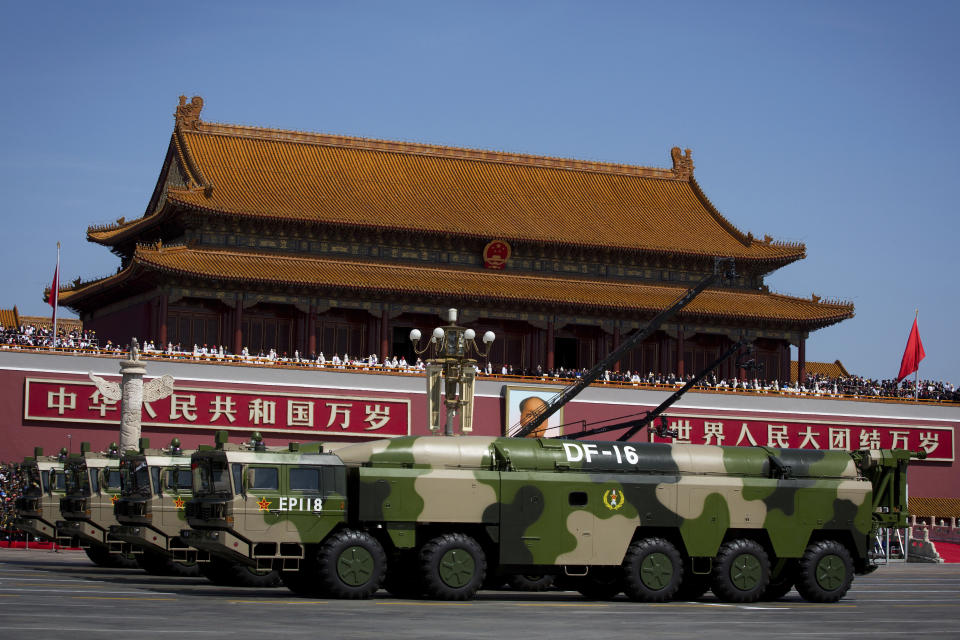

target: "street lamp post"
[410,309,495,436]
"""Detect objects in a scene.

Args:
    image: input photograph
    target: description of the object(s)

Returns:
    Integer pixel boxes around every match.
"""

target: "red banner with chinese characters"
[24,379,410,438]
[644,416,953,462]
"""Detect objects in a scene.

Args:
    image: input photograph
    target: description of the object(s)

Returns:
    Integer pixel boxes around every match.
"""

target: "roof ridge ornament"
[670,146,693,179]
[175,95,204,130]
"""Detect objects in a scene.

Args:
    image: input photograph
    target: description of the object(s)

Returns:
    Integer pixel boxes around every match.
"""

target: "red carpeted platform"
[0,541,78,550]
[935,541,960,563]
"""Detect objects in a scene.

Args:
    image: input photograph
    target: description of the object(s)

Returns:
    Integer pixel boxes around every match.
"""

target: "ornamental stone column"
[89,338,174,451]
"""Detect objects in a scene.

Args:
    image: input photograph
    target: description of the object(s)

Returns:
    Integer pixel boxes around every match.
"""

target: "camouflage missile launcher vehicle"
[110,438,201,576]
[12,447,68,543]
[183,431,916,603]
[57,442,137,568]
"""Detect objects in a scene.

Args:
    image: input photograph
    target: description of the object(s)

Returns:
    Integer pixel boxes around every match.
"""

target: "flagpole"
[914,309,919,402]
[52,242,60,351]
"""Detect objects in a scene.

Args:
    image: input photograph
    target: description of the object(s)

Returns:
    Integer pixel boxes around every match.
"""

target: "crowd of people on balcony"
[0,322,98,350]
[1,324,957,403]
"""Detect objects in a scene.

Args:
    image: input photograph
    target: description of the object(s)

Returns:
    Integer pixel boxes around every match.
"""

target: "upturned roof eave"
[161,194,807,265]
[130,246,852,327]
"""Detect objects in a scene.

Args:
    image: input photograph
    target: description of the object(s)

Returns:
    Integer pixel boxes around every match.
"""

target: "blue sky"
[1,1,957,383]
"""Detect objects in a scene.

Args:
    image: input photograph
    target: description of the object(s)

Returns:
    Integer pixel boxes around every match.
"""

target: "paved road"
[1,549,957,640]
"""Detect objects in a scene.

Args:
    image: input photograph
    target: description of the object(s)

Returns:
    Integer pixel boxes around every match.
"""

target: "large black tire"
[760,560,797,601]
[84,544,138,569]
[314,530,386,599]
[575,569,624,600]
[383,550,423,599]
[508,573,555,592]
[419,533,486,601]
[199,556,282,587]
[711,539,770,603]
[622,537,683,602]
[795,541,854,603]
[135,550,201,577]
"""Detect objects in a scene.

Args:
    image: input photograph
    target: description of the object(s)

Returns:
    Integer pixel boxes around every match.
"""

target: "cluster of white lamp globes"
[409,309,495,435]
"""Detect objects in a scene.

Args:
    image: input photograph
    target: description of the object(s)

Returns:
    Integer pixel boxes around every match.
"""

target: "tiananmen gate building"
[61,96,853,380]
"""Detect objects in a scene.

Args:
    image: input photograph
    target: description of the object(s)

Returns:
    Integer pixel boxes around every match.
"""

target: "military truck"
[182,430,916,603]
[12,447,68,544]
[110,437,201,576]
[111,437,279,586]
[57,442,137,568]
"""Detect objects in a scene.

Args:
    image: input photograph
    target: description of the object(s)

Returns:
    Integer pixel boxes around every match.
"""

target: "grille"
[114,500,148,518]
[15,497,41,514]
[186,501,231,520]
[60,497,88,515]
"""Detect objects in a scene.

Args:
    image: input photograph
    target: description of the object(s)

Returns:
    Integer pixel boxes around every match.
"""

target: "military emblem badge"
[602,488,625,511]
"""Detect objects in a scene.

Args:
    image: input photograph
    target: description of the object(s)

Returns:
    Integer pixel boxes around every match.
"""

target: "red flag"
[896,317,925,382]
[48,263,59,307]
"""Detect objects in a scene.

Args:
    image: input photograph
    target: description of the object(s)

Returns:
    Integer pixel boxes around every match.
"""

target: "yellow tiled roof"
[791,360,851,379]
[909,497,960,518]
[0,307,19,327]
[89,98,805,263]
[62,245,852,327]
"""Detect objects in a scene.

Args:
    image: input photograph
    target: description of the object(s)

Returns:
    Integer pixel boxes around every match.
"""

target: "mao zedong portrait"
[519,396,549,438]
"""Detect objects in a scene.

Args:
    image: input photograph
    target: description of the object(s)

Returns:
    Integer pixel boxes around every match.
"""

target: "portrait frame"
[504,385,564,438]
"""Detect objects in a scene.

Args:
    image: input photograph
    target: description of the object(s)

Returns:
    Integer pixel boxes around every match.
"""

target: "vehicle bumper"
[180,528,252,566]
[56,519,106,546]
[12,517,57,541]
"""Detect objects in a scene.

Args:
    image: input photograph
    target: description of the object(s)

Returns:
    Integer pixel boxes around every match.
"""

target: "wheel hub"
[815,554,845,591]
[438,549,475,588]
[639,552,673,590]
[337,545,375,586]
[730,553,762,591]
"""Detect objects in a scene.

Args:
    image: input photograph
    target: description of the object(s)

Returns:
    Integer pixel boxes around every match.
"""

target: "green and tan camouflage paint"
[12,455,67,541]
[112,450,194,554]
[58,451,125,546]
[184,442,347,564]
[186,434,892,572]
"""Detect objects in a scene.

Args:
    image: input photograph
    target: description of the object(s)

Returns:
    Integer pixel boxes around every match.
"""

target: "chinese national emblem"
[482,240,511,269]
[173,496,185,510]
[602,488,625,511]
[256,497,272,512]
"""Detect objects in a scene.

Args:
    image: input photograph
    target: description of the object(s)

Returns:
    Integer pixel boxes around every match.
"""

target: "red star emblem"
[110,495,119,505]
[173,496,185,510]
[256,497,272,512]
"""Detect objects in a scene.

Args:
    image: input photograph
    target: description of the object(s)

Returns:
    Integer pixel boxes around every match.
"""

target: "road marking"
[229,600,330,605]
[375,601,474,606]
[72,596,177,601]
[510,603,609,607]
[0,628,206,634]
[0,588,173,595]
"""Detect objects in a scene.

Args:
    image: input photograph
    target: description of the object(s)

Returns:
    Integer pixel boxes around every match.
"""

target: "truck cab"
[180,432,347,587]
[110,437,199,576]
[13,447,68,542]
[56,441,135,567]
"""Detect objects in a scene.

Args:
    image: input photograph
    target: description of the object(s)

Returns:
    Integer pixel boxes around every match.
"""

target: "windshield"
[192,456,231,496]
[120,457,152,497]
[47,469,66,493]
[22,464,43,497]
[64,462,91,496]
[166,467,192,493]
